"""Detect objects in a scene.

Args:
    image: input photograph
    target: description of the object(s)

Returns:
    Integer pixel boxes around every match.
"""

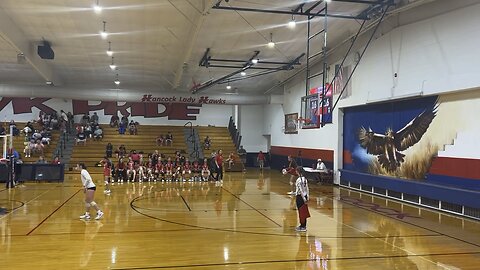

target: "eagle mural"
[358,104,438,172]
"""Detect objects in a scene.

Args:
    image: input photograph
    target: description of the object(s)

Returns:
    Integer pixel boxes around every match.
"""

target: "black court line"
[111,251,480,269]
[318,189,480,248]
[179,195,192,211]
[221,187,282,227]
[26,189,82,236]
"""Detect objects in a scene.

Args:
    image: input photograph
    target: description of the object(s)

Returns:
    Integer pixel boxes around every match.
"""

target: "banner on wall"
[0,97,203,120]
[343,96,441,180]
[333,64,351,99]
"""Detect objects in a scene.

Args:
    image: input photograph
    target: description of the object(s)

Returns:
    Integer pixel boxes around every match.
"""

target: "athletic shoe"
[104,190,111,195]
[80,213,91,220]
[295,226,307,232]
[287,191,295,195]
[95,211,104,220]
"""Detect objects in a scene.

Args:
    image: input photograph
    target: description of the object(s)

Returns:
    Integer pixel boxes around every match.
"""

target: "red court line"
[26,189,82,236]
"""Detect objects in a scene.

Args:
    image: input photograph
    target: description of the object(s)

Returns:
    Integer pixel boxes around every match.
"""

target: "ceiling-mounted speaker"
[37,41,55,60]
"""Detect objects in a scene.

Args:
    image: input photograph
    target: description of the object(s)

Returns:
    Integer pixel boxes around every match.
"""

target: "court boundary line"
[26,189,82,236]
[221,187,282,227]
[179,195,192,211]
[110,251,480,270]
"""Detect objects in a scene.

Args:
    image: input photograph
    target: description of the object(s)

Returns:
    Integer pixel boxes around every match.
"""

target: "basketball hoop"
[297,117,312,129]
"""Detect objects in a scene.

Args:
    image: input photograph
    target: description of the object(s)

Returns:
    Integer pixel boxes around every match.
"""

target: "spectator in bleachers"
[130,150,140,165]
[121,115,129,127]
[35,140,44,156]
[84,124,93,138]
[156,134,165,146]
[66,111,74,130]
[24,143,32,158]
[32,130,42,141]
[165,132,173,146]
[76,129,87,146]
[93,126,103,141]
[128,120,137,135]
[226,152,235,170]
[118,120,126,135]
[23,122,34,136]
[106,143,113,158]
[9,120,19,136]
[81,113,90,125]
[60,110,68,124]
[110,114,119,128]
[203,136,211,150]
[36,156,47,164]
[117,144,126,158]
[52,156,61,165]
[91,112,99,126]
[50,114,58,130]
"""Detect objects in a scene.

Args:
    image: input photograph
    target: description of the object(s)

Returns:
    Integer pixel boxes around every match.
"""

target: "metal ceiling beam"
[212,3,369,20]
[0,7,62,85]
[209,58,301,66]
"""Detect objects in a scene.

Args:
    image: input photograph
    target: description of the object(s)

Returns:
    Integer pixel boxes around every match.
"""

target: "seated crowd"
[99,147,216,183]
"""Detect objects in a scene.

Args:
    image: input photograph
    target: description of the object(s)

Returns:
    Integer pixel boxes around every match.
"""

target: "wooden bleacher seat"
[197,126,244,172]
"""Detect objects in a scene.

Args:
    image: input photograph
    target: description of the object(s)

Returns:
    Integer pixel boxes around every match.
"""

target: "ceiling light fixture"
[100,21,108,39]
[106,41,113,56]
[267,33,275,48]
[288,15,296,29]
[251,59,259,64]
[109,56,116,70]
[114,74,120,85]
[240,71,246,76]
[226,82,232,90]
[325,0,332,2]
[93,0,102,14]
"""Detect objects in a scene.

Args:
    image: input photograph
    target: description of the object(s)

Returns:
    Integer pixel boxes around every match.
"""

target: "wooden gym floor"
[0,169,479,269]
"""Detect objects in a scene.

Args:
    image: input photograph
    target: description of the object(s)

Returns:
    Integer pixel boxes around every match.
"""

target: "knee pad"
[105,181,109,185]
[90,201,97,207]
[85,202,91,208]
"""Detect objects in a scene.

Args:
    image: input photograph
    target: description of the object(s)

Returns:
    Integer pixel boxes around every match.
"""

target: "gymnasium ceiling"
[0,0,449,96]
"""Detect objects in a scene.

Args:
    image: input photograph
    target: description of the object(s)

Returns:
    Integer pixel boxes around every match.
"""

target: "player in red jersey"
[192,159,201,181]
[201,158,210,181]
[183,158,192,181]
[164,157,174,181]
[100,156,112,194]
[126,157,136,182]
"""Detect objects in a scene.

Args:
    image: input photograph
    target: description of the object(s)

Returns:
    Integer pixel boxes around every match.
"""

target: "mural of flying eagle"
[358,105,438,172]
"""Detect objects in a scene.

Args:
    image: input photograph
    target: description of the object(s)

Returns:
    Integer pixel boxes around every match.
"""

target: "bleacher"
[66,124,186,174]
[197,126,244,171]
[11,123,61,164]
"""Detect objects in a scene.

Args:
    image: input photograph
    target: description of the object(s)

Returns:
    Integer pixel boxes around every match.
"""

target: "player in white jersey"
[78,163,104,220]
